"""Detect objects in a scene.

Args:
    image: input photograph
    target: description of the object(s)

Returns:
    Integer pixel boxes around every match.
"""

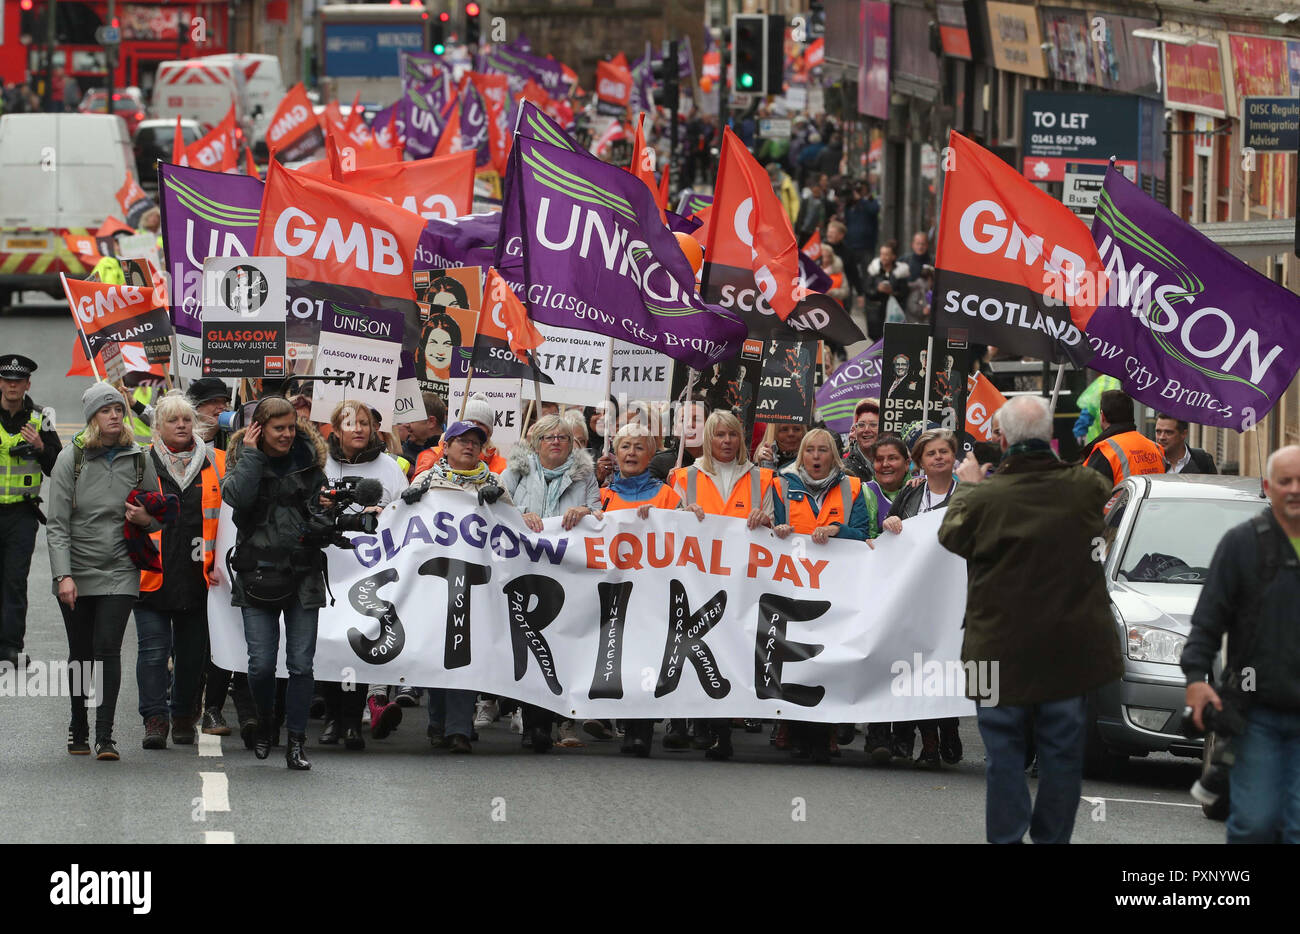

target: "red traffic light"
[19,0,33,10]
[439,11,450,21]
[466,2,480,16]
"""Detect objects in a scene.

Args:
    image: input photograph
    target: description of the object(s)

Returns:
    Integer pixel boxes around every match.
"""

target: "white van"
[151,60,250,133]
[0,114,135,303]
[194,53,286,154]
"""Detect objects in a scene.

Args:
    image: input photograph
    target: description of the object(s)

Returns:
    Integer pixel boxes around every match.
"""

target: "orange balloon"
[675,231,704,275]
[700,75,714,93]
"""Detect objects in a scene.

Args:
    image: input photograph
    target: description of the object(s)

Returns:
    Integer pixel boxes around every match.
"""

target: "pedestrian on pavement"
[221,396,330,771]
[773,427,877,763]
[0,355,62,669]
[1081,390,1167,485]
[937,395,1122,843]
[594,422,686,755]
[135,391,225,750]
[47,383,162,761]
[498,413,600,753]
[318,400,409,752]
[669,409,776,760]
[405,420,514,753]
[1182,444,1300,843]
[1154,414,1217,475]
[862,241,911,341]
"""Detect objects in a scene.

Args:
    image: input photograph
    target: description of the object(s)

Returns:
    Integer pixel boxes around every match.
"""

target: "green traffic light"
[433,43,446,54]
[740,72,754,88]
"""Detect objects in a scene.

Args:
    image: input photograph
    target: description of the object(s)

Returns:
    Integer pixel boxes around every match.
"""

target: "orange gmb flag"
[485,266,544,363]
[254,159,426,303]
[171,115,189,166]
[267,82,326,163]
[61,276,172,358]
[328,147,475,221]
[801,229,822,262]
[706,126,800,320]
[933,130,1103,362]
[628,112,667,222]
[186,102,239,172]
[964,372,1008,443]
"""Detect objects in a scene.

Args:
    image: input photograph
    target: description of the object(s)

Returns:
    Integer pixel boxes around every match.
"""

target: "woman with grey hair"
[498,413,602,751]
[135,391,225,750]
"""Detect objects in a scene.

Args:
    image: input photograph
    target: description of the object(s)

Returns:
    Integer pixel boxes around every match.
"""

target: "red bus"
[11,1,230,100]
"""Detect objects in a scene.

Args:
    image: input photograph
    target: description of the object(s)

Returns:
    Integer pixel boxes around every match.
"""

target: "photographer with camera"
[221,396,330,771]
[0,355,61,669]
[318,400,408,751]
[1182,445,1300,843]
[404,420,513,753]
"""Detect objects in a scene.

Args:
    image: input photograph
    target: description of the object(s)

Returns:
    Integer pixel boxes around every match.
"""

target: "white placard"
[311,307,404,429]
[448,377,522,454]
[201,256,287,323]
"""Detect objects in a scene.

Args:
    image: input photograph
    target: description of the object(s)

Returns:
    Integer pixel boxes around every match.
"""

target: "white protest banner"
[392,352,426,426]
[209,493,975,722]
[201,256,288,378]
[449,376,522,451]
[612,341,674,403]
[311,303,405,427]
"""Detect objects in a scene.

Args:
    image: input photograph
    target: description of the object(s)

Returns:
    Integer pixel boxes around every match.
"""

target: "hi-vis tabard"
[670,464,775,517]
[139,447,226,591]
[781,475,862,534]
[0,411,47,504]
[1098,430,1166,483]
[600,484,682,512]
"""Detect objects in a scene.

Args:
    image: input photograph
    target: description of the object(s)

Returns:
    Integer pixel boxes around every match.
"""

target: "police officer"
[0,355,62,667]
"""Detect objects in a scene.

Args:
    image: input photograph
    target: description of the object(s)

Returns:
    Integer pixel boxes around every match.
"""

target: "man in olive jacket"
[938,395,1123,844]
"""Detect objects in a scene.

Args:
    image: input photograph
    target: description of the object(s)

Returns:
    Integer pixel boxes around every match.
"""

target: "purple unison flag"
[799,253,832,294]
[459,79,492,170]
[401,51,446,85]
[396,80,452,159]
[416,212,502,273]
[1087,168,1300,431]
[815,340,883,432]
[515,100,579,152]
[676,190,713,217]
[499,135,746,370]
[158,163,263,336]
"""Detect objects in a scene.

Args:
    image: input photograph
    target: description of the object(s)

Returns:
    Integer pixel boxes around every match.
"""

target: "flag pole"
[601,338,615,455]
[919,333,934,432]
[62,272,104,383]
[1048,363,1067,416]
[675,367,697,470]
[459,308,482,420]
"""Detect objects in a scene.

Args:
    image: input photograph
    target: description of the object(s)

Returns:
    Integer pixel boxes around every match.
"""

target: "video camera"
[300,476,384,550]
[215,373,354,433]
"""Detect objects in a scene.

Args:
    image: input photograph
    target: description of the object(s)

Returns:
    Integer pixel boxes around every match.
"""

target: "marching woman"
[47,383,162,760]
[596,423,685,756]
[753,421,807,472]
[135,392,225,750]
[875,428,962,769]
[772,428,875,763]
[864,436,912,535]
[669,410,777,761]
[498,414,601,752]
[404,420,514,753]
[221,396,330,771]
[318,400,409,752]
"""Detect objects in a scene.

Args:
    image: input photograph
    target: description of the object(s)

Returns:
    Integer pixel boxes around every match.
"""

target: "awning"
[1192,219,1296,263]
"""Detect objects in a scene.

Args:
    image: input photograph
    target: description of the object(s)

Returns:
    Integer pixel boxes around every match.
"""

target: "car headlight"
[1126,624,1185,664]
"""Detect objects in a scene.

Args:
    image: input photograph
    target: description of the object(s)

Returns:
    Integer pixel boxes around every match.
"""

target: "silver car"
[1086,474,1267,782]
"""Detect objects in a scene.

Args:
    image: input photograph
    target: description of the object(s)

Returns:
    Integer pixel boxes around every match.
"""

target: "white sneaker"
[509,709,524,734]
[474,698,499,728]
[556,720,584,747]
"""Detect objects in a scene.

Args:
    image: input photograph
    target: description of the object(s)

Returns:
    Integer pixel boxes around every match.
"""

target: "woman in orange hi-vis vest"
[597,422,686,757]
[668,410,776,761]
[772,427,876,763]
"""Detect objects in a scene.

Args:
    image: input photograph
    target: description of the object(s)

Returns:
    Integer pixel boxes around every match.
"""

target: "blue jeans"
[976,696,1087,844]
[240,598,318,735]
[1227,705,1300,843]
[428,689,476,740]
[135,606,209,721]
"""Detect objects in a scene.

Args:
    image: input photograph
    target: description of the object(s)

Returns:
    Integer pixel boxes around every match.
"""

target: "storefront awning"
[1193,219,1296,263]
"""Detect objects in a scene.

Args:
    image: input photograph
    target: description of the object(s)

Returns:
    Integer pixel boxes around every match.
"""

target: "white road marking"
[200,772,230,812]
[197,732,223,756]
[1081,795,1200,809]
[204,831,236,844]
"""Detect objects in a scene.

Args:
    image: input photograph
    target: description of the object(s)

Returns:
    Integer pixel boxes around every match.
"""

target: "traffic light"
[430,14,446,54]
[650,41,680,110]
[731,14,764,93]
[465,1,481,45]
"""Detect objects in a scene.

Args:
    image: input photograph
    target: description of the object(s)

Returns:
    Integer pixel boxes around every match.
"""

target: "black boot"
[705,719,733,761]
[342,718,365,751]
[286,731,312,770]
[253,712,274,759]
[627,720,652,758]
[319,719,340,745]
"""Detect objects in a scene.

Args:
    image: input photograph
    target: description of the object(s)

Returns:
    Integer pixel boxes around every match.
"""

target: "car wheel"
[1083,699,1126,779]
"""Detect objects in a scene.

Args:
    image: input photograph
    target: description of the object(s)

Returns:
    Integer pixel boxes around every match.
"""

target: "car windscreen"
[1118,497,1263,584]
